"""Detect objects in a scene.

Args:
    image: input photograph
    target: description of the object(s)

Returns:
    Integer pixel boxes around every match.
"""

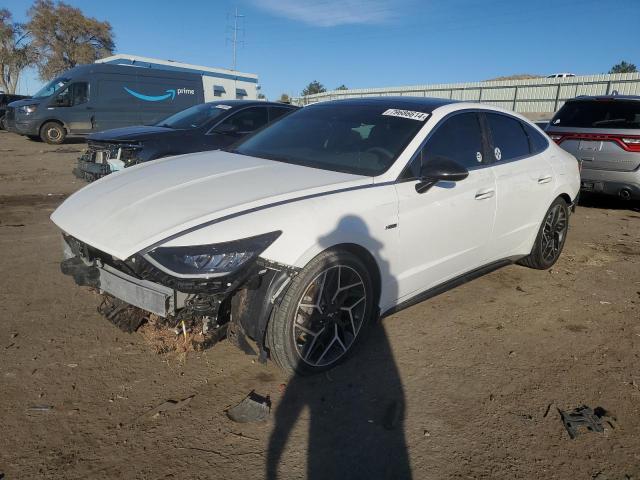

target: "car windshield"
[232,104,429,176]
[32,77,69,98]
[551,100,640,129]
[156,103,229,129]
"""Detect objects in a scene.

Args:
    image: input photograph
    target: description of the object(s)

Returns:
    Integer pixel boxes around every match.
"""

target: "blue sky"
[4,0,639,99]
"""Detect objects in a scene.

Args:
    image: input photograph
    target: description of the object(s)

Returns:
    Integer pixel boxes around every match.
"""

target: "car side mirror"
[416,156,469,194]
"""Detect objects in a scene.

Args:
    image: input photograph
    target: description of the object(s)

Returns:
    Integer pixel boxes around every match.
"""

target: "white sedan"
[51,97,580,374]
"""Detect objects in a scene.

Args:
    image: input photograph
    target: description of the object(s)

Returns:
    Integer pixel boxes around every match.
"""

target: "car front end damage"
[59,233,298,360]
[74,140,143,182]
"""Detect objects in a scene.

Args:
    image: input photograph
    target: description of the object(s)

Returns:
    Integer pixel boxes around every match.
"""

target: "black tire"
[518,197,569,270]
[0,115,5,130]
[40,121,66,144]
[267,249,376,375]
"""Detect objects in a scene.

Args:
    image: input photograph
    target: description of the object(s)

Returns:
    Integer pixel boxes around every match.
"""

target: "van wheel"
[40,121,66,144]
[267,249,375,375]
[518,197,569,270]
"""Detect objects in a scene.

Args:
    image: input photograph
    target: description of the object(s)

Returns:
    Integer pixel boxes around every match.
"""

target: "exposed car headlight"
[144,231,281,278]
[18,104,38,115]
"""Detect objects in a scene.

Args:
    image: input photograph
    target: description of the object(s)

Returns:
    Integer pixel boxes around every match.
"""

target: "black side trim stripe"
[381,256,524,318]
[142,180,396,254]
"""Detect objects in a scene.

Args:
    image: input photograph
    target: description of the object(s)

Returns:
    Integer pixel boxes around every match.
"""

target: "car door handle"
[474,188,495,200]
[537,175,553,184]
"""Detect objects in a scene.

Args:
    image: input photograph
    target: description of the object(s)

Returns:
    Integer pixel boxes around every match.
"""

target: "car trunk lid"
[548,129,640,172]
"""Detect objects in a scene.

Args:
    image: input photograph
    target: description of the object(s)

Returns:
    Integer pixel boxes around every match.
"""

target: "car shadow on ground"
[266,216,412,480]
[578,192,640,212]
[23,135,87,145]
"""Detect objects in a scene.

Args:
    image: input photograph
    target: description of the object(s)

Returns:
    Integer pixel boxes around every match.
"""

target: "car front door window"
[54,82,89,108]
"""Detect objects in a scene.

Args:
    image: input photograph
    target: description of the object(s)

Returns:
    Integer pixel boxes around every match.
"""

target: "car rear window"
[522,123,549,154]
[551,100,640,129]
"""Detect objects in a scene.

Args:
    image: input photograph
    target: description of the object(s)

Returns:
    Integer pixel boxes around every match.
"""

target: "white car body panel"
[489,153,555,258]
[51,150,371,260]
[393,167,497,300]
[51,101,580,315]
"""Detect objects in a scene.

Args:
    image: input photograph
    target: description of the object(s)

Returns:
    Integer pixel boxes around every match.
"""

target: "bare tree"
[27,0,114,80]
[0,9,36,94]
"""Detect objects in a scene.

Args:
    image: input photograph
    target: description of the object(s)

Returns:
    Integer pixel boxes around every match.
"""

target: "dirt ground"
[1,129,639,480]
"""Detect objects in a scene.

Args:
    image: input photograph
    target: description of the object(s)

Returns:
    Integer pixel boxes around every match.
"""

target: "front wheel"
[40,121,66,144]
[518,197,569,270]
[267,250,376,375]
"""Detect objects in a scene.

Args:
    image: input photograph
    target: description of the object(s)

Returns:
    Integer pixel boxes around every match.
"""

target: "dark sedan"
[0,94,31,130]
[75,100,297,181]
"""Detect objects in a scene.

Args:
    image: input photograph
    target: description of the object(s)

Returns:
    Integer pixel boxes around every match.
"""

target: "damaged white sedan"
[52,97,580,374]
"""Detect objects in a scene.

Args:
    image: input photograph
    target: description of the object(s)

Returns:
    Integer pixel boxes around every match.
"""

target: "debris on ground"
[138,394,195,421]
[98,295,148,333]
[558,405,615,439]
[226,391,271,423]
[138,314,225,354]
[27,405,53,413]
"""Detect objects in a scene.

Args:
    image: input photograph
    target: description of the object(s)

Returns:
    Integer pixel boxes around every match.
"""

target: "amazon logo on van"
[123,87,195,102]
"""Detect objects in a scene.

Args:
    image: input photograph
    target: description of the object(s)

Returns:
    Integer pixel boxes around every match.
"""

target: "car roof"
[568,94,640,102]
[308,96,458,113]
[203,100,296,108]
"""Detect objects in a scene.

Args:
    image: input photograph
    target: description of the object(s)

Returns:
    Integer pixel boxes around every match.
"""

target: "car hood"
[51,150,370,259]
[8,97,42,108]
[88,125,176,142]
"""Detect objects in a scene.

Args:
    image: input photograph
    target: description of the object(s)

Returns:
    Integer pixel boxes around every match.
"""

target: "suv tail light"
[622,137,640,152]
[550,132,640,152]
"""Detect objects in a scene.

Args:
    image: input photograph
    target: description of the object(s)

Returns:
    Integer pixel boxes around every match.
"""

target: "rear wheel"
[267,249,376,375]
[40,121,66,144]
[0,115,5,130]
[518,197,569,270]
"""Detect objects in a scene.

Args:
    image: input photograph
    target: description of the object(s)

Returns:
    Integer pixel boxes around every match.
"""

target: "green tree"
[609,61,637,74]
[257,93,266,99]
[335,84,348,90]
[302,80,326,96]
[279,93,291,103]
[27,0,114,80]
[0,9,36,93]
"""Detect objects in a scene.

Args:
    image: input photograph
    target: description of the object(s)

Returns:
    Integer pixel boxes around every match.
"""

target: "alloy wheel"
[541,204,567,263]
[293,265,367,367]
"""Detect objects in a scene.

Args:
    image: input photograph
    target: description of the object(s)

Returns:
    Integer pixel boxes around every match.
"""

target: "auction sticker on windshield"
[382,109,429,121]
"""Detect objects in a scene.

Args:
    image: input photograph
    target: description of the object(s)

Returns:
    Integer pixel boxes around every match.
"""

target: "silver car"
[546,95,640,201]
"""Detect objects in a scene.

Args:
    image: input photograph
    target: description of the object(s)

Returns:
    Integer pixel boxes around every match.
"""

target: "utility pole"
[227,7,245,71]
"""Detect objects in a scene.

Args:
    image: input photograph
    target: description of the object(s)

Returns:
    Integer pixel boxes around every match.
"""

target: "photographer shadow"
[267,215,411,479]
